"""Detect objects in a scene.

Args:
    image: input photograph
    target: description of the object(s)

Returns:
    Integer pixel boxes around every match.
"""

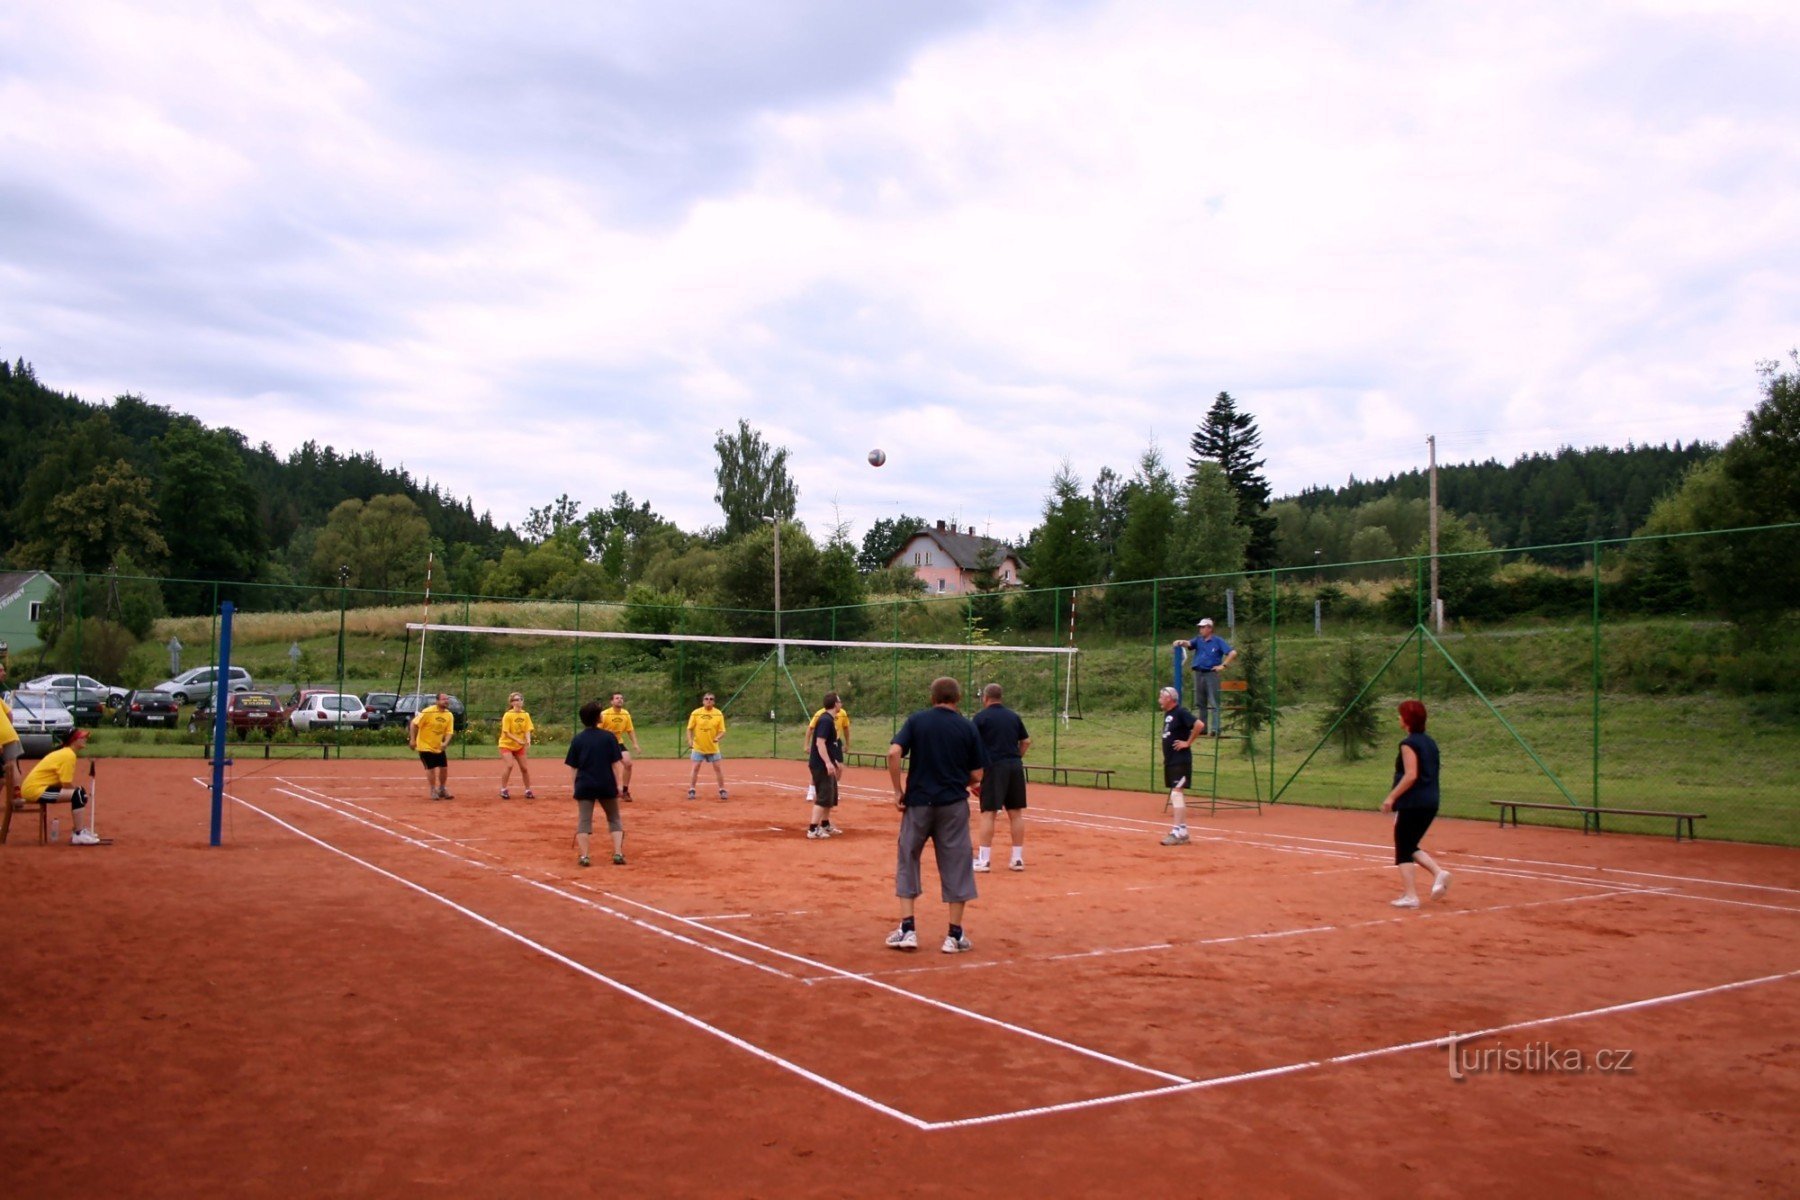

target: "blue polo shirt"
[1186,632,1233,671]
[892,705,987,807]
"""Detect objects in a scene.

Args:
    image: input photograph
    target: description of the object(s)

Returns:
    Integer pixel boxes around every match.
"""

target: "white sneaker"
[1390,896,1420,909]
[822,824,843,837]
[972,859,991,873]
[807,828,826,839]
[1009,859,1025,872]
[70,828,102,846]
[1431,871,1452,900]
[942,934,973,954]
[1160,830,1190,846]
[886,927,918,950]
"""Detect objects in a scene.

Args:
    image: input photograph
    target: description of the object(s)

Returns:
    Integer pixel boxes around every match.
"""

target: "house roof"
[0,570,54,609]
[891,526,1023,572]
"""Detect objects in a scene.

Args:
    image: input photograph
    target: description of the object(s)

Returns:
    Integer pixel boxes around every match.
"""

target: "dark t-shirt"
[971,704,1029,761]
[892,705,987,807]
[1392,732,1440,810]
[564,727,623,799]
[1162,705,1198,762]
[808,711,841,769]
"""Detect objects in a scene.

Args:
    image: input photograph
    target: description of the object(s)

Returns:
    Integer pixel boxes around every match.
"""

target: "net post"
[209,600,235,847]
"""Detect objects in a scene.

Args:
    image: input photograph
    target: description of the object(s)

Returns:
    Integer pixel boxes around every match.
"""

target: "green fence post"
[571,599,583,724]
[460,594,471,759]
[1268,567,1278,804]
[1591,542,1602,810]
[336,566,349,756]
[1151,578,1160,791]
[891,598,901,740]
[1050,588,1061,774]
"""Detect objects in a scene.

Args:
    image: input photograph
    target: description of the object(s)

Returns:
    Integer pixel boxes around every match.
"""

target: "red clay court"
[4,757,1797,1197]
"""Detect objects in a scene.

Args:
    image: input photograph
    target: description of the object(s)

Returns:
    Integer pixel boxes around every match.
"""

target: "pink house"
[887,521,1025,595]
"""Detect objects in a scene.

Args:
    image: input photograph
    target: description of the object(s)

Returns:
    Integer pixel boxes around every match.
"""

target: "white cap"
[1197,618,1214,627]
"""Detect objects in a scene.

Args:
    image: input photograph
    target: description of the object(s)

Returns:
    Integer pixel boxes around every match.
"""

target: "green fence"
[7,523,1797,845]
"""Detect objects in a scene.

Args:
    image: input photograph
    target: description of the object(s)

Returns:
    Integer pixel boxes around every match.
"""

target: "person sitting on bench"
[22,729,102,845]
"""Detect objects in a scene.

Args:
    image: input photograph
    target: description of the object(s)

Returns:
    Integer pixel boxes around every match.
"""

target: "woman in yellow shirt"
[497,692,536,799]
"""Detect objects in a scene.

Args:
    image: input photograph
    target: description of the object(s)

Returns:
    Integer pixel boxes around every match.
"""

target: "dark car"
[120,689,180,728]
[390,692,468,732]
[225,690,286,739]
[362,692,400,729]
[51,684,110,727]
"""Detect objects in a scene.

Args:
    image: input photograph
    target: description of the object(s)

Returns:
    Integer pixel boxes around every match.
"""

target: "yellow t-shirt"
[807,707,851,746]
[498,710,534,752]
[687,707,726,754]
[411,706,456,753]
[0,695,17,747]
[599,706,635,740]
[22,747,78,801]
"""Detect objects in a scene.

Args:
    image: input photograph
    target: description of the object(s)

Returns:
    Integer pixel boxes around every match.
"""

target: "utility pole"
[1428,434,1441,632]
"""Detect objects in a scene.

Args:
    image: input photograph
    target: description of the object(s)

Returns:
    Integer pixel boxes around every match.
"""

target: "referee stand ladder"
[1202,679,1261,815]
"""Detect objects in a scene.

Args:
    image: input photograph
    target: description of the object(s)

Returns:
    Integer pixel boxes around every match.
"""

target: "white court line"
[224,789,926,1129]
[823,891,1643,983]
[269,787,800,981]
[920,967,1800,1130]
[253,777,1186,1087]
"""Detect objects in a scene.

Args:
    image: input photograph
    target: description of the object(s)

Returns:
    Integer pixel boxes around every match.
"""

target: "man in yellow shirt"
[497,692,535,799]
[599,692,642,801]
[685,692,728,800]
[409,692,458,801]
[22,728,102,844]
[802,698,852,805]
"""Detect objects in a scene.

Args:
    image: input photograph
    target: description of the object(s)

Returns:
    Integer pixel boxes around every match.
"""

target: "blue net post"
[209,601,234,846]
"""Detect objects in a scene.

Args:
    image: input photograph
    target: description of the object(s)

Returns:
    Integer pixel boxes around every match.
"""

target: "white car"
[289,693,371,732]
[6,689,76,757]
[25,673,127,707]
[154,666,254,705]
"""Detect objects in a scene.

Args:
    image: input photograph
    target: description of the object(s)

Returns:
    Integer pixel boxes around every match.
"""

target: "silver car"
[6,689,76,757]
[24,672,128,707]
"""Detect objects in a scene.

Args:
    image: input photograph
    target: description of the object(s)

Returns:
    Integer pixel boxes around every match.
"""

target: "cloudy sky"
[4,0,1795,545]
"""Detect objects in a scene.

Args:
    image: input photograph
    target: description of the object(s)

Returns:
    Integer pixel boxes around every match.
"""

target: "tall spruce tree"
[1190,391,1277,570]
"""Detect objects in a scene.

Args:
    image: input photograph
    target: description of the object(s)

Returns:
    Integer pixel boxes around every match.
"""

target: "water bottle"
[50,816,61,842]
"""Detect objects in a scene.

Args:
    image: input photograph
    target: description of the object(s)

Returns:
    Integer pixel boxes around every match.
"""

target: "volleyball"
[868,449,886,467]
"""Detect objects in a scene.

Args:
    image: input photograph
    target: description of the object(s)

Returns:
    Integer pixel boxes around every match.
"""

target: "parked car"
[155,666,255,705]
[389,692,468,732]
[25,673,128,707]
[48,684,111,727]
[224,690,286,740]
[362,692,399,728]
[118,689,181,728]
[5,689,75,757]
[289,692,371,732]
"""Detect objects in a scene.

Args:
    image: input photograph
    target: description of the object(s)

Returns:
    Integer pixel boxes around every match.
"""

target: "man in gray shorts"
[886,676,988,954]
[0,661,24,807]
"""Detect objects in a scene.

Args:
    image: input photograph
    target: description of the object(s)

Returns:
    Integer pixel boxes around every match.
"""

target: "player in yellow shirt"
[497,692,536,799]
[0,661,24,814]
[22,728,102,844]
[803,698,852,804]
[599,692,642,801]
[685,692,728,800]
[409,692,458,801]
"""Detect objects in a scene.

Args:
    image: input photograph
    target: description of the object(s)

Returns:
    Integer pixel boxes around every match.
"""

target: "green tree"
[811,528,869,639]
[1015,462,1097,629]
[156,422,265,613]
[1317,639,1382,760]
[1642,352,1800,624]
[713,419,798,539]
[309,494,433,595]
[25,460,168,572]
[1109,448,1180,632]
[1190,391,1277,570]
[714,521,823,638]
[1089,466,1131,581]
[857,513,930,573]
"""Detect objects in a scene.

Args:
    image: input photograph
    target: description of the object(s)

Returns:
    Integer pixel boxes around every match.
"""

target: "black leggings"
[1394,807,1437,864]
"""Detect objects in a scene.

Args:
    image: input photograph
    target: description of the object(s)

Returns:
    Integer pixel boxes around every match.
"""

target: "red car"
[225,691,286,739]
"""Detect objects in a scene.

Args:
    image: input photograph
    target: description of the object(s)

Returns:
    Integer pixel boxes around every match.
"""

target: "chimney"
[968,526,975,536]
[936,519,946,531]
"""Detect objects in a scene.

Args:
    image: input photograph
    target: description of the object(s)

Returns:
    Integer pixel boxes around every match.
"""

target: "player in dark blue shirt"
[886,677,987,954]
[1380,699,1450,907]
[970,683,1031,873]
[1158,685,1204,846]
[564,699,626,866]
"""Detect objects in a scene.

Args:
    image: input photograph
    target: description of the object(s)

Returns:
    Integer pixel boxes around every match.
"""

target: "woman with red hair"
[1379,699,1450,908]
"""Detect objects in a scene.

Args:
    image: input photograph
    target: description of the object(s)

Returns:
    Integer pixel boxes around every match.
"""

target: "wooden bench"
[1023,765,1115,789]
[843,751,893,770]
[1491,800,1705,842]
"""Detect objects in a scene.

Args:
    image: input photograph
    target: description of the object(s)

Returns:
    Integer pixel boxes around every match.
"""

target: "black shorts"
[1394,806,1438,863]
[809,761,839,808]
[418,750,448,770]
[979,759,1027,813]
[1164,756,1192,790]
